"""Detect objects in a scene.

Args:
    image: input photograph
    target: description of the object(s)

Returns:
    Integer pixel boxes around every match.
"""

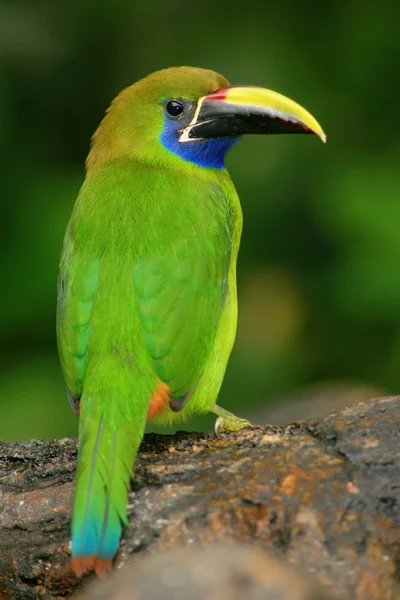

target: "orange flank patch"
[147,381,171,420]
[71,556,112,578]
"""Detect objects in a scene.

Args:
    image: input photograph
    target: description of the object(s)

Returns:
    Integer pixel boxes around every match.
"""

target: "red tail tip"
[71,556,112,578]
[71,556,95,577]
[94,558,113,576]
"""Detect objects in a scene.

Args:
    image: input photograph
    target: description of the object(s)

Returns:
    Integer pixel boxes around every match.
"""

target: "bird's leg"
[210,403,252,437]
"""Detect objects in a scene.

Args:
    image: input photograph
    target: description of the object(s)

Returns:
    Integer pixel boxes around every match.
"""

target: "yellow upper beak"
[222,86,326,142]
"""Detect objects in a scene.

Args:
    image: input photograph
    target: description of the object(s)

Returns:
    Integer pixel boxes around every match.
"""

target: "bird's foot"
[210,404,252,437]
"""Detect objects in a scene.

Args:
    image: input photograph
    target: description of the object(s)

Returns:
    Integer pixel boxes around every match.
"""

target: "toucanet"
[56,66,325,577]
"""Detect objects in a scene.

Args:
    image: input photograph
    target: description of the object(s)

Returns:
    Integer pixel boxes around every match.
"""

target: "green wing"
[133,184,232,399]
[57,230,99,411]
[57,171,232,410]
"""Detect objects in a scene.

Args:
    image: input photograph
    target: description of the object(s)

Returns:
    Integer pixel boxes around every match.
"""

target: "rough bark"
[0,395,399,600]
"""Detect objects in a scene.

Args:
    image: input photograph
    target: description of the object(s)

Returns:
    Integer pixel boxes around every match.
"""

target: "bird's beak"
[179,86,326,143]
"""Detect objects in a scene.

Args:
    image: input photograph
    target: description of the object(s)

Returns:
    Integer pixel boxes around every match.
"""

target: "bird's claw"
[214,415,252,437]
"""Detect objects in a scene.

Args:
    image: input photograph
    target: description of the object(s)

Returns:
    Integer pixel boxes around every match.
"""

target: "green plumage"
[57,67,243,575]
[57,65,324,576]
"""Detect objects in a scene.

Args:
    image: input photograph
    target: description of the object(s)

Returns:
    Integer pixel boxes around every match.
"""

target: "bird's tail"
[71,372,152,577]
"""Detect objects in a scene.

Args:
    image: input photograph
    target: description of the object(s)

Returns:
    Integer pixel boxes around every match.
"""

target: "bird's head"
[87,66,325,172]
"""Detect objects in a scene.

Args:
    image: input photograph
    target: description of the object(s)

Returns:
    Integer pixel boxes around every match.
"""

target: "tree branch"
[0,396,399,599]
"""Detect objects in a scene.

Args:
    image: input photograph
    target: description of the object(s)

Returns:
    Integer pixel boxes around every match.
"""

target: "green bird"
[57,66,325,577]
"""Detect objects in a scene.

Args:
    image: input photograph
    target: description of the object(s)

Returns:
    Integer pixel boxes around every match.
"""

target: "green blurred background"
[1,0,398,441]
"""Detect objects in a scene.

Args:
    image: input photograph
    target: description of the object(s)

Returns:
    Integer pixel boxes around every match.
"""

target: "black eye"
[166,99,184,118]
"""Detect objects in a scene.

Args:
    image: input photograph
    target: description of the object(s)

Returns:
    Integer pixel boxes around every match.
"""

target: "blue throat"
[160,116,239,169]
